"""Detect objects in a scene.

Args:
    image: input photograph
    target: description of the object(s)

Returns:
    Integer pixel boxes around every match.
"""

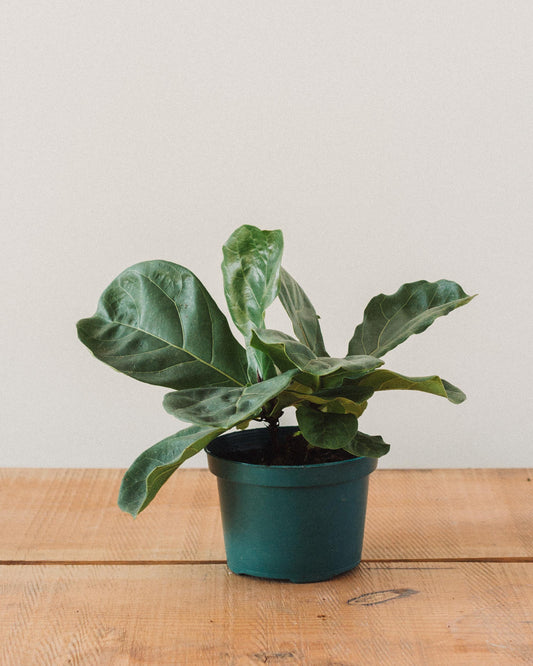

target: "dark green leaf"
[77,261,248,390]
[314,381,375,404]
[250,329,315,373]
[296,403,358,450]
[314,397,368,417]
[118,425,225,517]
[348,279,475,358]
[163,369,298,428]
[306,378,375,417]
[344,432,390,458]
[303,355,383,380]
[357,369,466,404]
[278,268,328,356]
[250,329,383,385]
[222,225,283,380]
[274,386,368,417]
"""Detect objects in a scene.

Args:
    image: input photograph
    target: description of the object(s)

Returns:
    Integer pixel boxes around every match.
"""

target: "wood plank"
[0,468,223,562]
[365,468,533,561]
[2,562,532,664]
[1,468,531,562]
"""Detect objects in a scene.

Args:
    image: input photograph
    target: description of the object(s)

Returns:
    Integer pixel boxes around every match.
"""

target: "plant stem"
[265,416,280,462]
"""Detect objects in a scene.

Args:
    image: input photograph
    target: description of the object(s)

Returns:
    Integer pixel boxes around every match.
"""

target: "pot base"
[228,560,360,584]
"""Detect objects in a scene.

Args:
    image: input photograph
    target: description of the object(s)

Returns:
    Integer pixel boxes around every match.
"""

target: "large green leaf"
[250,329,383,386]
[348,279,475,358]
[222,225,283,381]
[296,403,358,450]
[313,396,368,417]
[277,378,374,417]
[77,261,248,390]
[278,268,328,356]
[314,381,375,404]
[315,380,374,417]
[344,432,390,458]
[118,425,225,517]
[357,369,466,404]
[304,355,382,380]
[250,329,315,373]
[163,369,298,429]
[274,387,368,418]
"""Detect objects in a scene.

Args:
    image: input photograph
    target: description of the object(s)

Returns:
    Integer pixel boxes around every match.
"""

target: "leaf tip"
[117,499,140,518]
[451,391,467,405]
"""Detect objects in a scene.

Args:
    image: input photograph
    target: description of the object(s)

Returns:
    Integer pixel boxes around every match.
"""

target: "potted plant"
[77,225,475,582]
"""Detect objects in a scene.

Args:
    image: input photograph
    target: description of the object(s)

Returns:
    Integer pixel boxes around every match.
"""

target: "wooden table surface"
[1,468,532,664]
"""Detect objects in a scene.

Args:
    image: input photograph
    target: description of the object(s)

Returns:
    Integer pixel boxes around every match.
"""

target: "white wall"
[2,2,531,468]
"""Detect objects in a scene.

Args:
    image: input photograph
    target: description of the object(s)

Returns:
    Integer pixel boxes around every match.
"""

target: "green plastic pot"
[205,426,377,583]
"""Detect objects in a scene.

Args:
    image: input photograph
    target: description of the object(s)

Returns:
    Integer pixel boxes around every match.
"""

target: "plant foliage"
[77,225,475,516]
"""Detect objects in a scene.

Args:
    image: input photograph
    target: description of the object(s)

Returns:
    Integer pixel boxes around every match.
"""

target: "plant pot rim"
[205,426,378,487]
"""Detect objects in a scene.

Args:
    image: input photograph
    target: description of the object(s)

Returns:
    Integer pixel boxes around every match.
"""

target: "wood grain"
[2,562,532,665]
[1,468,531,562]
[0,468,223,562]
[365,468,533,561]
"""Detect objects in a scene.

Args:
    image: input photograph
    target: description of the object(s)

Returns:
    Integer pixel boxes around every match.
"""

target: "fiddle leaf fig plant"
[77,225,475,516]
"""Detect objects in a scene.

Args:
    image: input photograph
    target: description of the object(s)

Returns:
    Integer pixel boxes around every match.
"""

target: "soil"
[232,431,356,466]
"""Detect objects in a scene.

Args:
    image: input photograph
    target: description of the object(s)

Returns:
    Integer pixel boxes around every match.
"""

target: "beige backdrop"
[2,2,531,467]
